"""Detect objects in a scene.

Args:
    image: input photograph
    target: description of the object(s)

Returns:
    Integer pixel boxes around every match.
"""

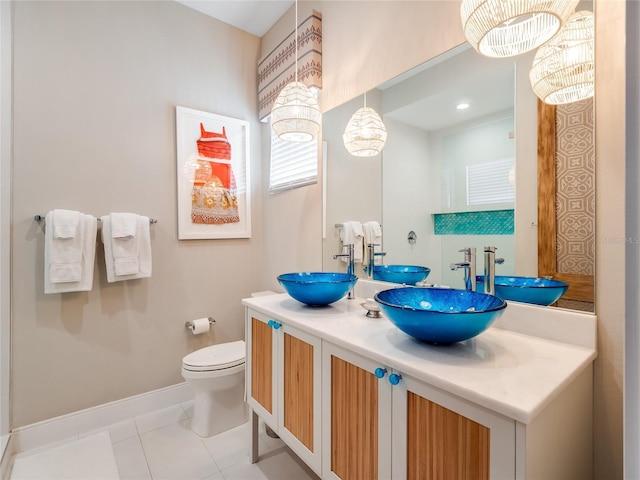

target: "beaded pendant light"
[343,93,388,157]
[530,11,594,105]
[460,0,579,58]
[270,0,321,142]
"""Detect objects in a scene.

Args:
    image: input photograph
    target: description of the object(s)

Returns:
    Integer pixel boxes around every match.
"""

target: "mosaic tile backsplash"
[433,209,514,235]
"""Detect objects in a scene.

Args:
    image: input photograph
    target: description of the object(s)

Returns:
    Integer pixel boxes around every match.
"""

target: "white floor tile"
[139,420,219,480]
[220,461,268,480]
[135,405,188,435]
[112,436,152,480]
[81,419,138,444]
[201,472,224,480]
[201,422,250,471]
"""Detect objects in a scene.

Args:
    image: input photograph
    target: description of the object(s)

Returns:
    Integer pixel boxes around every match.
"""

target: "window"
[269,121,318,194]
[466,158,515,206]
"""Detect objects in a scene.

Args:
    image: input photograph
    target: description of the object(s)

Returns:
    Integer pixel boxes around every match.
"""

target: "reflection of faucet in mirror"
[364,243,387,279]
[333,244,355,299]
[450,247,477,291]
[483,246,505,295]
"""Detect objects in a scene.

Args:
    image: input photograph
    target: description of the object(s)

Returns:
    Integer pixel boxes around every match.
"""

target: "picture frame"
[176,106,251,239]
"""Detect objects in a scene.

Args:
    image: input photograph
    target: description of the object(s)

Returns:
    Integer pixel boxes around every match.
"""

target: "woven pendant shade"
[460,0,579,58]
[530,11,594,105]
[343,106,387,157]
[271,81,321,142]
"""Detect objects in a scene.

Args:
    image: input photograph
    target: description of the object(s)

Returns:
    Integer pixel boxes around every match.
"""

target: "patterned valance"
[258,10,322,121]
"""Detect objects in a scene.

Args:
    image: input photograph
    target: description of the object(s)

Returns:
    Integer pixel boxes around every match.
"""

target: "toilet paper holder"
[185,317,216,331]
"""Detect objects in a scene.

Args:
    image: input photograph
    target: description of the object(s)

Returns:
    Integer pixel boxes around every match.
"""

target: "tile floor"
[12,401,320,480]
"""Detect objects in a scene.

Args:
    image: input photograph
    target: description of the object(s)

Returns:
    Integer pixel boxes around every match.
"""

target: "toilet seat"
[182,340,246,372]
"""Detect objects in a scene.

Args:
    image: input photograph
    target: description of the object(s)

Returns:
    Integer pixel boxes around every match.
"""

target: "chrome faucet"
[483,246,505,295]
[333,244,355,299]
[364,243,387,279]
[450,247,477,291]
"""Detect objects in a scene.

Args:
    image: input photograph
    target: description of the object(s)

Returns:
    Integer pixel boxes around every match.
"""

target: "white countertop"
[242,293,597,424]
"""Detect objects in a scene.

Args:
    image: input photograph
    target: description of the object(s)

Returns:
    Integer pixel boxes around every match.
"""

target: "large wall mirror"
[322,37,594,313]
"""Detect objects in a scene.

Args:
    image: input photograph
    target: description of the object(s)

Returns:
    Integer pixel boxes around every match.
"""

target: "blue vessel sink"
[373,265,431,285]
[476,276,569,306]
[375,287,506,344]
[277,272,358,306]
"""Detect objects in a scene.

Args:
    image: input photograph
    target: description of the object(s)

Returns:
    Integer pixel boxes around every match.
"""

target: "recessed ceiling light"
[456,103,470,110]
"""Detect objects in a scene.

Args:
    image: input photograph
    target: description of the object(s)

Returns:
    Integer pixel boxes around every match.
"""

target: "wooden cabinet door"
[246,311,278,429]
[278,325,322,475]
[322,343,392,480]
[391,373,516,480]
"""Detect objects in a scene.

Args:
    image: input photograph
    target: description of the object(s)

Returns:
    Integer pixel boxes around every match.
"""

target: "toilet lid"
[182,340,246,372]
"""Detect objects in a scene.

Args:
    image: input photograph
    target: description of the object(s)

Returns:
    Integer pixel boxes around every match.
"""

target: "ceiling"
[175,0,295,37]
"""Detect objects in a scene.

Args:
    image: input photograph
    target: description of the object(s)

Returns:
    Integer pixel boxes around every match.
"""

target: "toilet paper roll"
[189,318,210,335]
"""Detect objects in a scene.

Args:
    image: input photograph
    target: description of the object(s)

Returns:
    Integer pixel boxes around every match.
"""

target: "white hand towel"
[110,212,137,239]
[363,221,383,265]
[52,209,80,239]
[340,221,364,263]
[44,211,97,293]
[101,214,152,283]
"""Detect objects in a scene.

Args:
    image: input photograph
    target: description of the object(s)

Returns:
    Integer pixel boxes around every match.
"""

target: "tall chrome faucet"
[450,247,477,291]
[333,244,355,299]
[483,246,505,295]
[365,243,386,279]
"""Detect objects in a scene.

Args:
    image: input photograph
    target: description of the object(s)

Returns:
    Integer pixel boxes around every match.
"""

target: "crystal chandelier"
[529,11,594,105]
[460,0,579,58]
[270,0,321,142]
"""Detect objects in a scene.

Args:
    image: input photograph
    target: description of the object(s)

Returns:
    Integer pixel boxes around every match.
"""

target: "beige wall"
[11,0,263,427]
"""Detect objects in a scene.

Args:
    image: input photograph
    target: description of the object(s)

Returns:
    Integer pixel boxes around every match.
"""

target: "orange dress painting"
[191,123,240,225]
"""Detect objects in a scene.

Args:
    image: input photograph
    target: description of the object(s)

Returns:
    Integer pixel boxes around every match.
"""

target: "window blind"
[466,158,515,206]
[269,123,318,194]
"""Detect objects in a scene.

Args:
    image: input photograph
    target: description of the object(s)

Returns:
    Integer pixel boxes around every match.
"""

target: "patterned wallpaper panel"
[555,98,595,275]
[433,209,514,235]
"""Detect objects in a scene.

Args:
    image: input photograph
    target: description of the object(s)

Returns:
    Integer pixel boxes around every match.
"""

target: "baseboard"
[11,382,192,453]
[1,433,16,479]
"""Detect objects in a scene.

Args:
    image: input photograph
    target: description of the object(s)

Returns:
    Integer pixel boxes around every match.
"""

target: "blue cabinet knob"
[374,367,387,379]
[389,373,402,386]
[267,320,274,328]
[268,320,281,329]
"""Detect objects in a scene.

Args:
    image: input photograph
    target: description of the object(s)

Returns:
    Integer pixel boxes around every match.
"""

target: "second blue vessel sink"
[277,272,357,306]
[373,265,431,285]
[375,287,506,344]
[476,276,569,306]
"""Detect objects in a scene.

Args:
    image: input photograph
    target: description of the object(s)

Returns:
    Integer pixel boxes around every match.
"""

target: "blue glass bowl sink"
[476,276,569,306]
[374,287,506,344]
[277,272,358,306]
[373,265,431,285]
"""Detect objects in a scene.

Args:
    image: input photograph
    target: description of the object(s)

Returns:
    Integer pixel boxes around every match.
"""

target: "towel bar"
[34,215,158,224]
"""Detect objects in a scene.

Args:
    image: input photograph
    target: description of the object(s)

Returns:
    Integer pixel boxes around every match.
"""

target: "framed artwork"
[176,106,251,239]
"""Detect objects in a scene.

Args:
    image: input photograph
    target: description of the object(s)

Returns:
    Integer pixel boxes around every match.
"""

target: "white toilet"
[181,340,247,437]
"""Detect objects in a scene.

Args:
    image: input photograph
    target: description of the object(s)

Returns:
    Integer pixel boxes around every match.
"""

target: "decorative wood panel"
[284,333,314,451]
[538,99,595,305]
[251,317,273,413]
[407,392,489,480]
[331,356,378,480]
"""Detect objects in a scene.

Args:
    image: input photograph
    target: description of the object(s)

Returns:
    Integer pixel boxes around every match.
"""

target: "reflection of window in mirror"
[466,158,515,207]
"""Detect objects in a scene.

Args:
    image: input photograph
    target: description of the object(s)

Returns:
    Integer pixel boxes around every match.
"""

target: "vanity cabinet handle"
[374,367,387,379]
[389,373,402,386]
[267,320,282,330]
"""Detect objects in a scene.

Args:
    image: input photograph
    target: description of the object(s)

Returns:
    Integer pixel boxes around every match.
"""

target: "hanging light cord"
[294,0,298,82]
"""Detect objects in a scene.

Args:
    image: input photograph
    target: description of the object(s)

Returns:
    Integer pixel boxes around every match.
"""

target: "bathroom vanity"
[243,284,596,479]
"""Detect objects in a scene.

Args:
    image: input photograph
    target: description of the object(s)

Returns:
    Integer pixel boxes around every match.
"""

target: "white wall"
[381,119,434,276]
[11,1,263,427]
